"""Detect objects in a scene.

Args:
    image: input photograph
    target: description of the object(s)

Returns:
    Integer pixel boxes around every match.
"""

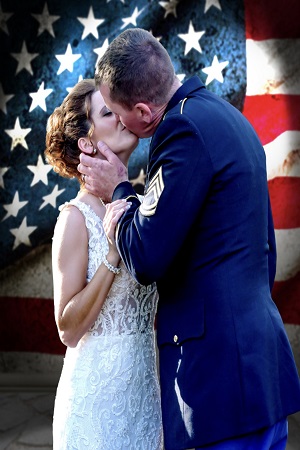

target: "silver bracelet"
[103,257,121,275]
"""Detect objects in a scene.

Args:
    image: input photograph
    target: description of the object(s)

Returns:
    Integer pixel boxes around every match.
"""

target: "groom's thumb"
[97,141,116,163]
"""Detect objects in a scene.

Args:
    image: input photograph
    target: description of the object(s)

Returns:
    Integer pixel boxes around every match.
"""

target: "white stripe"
[264,130,300,180]
[275,228,300,281]
[246,38,300,96]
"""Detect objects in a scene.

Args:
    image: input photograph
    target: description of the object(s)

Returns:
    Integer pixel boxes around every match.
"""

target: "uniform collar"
[164,76,205,115]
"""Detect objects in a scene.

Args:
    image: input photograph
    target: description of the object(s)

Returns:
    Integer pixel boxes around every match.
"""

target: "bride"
[45,79,163,450]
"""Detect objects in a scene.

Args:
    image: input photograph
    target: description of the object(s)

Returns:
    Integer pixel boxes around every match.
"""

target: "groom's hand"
[78,141,128,201]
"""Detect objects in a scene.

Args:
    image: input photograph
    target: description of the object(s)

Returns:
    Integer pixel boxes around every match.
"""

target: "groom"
[78,28,300,449]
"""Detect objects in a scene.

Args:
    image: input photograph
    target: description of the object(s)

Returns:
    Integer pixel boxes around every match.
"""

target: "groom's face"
[99,84,148,138]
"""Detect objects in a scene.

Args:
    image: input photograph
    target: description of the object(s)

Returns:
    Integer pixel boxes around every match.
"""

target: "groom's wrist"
[113,181,138,202]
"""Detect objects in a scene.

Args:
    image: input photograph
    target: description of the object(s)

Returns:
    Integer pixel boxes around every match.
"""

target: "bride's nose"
[114,113,121,123]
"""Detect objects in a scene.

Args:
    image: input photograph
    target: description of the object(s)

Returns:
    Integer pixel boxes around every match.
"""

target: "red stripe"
[244,0,300,40]
[242,95,300,145]
[272,272,300,325]
[0,297,65,355]
[268,177,300,229]
[244,0,300,325]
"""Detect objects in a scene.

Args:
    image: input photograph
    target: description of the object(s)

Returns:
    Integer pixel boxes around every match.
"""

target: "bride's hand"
[103,200,131,247]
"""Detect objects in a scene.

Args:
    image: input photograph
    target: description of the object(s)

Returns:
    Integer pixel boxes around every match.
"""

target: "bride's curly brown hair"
[45,79,97,185]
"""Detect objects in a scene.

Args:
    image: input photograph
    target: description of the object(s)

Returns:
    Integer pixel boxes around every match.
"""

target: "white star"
[27,155,52,186]
[2,191,28,221]
[39,185,65,210]
[130,169,146,187]
[66,75,83,93]
[0,83,14,114]
[10,217,37,250]
[0,3,12,35]
[204,0,222,13]
[77,6,105,40]
[94,38,109,67]
[202,55,229,85]
[178,21,205,56]
[120,7,143,30]
[5,118,32,151]
[31,3,60,37]
[29,81,53,112]
[56,43,81,75]
[159,0,179,18]
[11,41,39,76]
[0,167,9,189]
[176,73,186,82]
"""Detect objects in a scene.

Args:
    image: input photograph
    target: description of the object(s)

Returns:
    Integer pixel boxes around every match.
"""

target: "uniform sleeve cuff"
[113,181,139,202]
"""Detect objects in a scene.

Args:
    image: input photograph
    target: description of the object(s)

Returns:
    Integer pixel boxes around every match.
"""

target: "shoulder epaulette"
[163,97,188,120]
[180,97,188,114]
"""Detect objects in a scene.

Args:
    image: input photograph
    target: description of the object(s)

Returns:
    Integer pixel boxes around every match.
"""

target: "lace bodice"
[60,199,159,338]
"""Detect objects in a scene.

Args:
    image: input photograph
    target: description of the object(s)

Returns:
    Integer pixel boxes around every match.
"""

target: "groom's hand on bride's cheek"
[97,141,128,181]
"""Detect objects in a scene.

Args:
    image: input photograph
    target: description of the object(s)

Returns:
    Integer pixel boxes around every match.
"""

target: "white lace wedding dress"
[52,199,163,450]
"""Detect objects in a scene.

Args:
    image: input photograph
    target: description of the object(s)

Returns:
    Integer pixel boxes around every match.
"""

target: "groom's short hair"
[95,28,175,110]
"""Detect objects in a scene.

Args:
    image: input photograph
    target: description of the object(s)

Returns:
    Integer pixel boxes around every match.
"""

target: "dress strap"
[58,199,102,226]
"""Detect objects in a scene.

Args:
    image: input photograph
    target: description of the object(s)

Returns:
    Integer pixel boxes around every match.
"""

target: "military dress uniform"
[112,76,300,449]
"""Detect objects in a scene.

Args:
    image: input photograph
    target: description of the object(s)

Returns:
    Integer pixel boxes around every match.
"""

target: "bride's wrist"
[103,253,121,274]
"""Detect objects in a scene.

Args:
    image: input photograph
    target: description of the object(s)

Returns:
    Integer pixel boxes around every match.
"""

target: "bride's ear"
[78,138,93,153]
[135,103,153,124]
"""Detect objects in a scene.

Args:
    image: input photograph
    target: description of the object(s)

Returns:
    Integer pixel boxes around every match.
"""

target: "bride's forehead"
[90,93,108,118]
[91,90,105,107]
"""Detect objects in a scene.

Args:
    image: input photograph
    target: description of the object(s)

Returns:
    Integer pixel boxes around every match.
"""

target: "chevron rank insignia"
[139,166,165,217]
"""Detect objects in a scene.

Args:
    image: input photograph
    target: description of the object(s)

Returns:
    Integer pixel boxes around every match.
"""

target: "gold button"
[173,335,178,343]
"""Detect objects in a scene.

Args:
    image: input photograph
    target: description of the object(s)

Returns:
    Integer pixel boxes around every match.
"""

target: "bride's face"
[90,90,139,156]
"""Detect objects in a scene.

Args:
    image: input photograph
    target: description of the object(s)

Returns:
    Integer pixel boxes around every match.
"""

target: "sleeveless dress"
[52,199,163,450]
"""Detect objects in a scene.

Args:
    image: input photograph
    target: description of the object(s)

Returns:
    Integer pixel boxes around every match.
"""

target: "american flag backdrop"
[0,0,299,355]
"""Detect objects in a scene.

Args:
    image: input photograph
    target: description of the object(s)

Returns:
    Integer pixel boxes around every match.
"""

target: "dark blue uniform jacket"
[113,76,300,449]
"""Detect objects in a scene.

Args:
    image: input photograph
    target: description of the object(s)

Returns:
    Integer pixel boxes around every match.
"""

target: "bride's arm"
[52,202,127,348]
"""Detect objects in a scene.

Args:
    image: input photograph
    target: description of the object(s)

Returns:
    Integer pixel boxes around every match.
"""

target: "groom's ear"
[134,103,153,124]
[78,138,93,153]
